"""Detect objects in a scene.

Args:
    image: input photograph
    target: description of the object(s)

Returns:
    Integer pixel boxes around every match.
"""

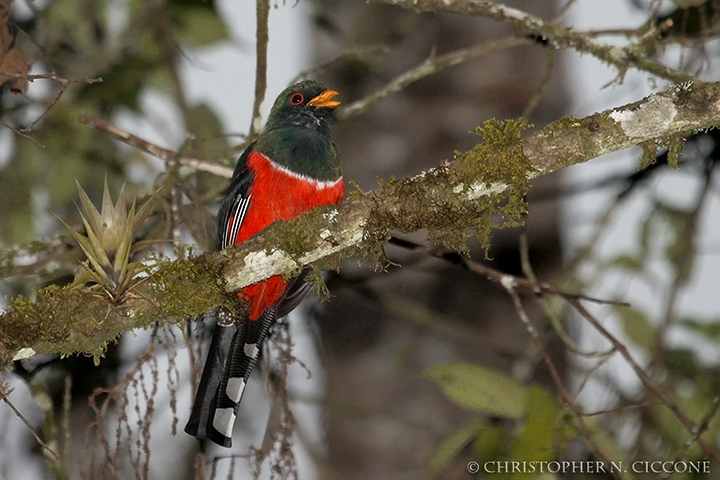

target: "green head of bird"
[254,80,342,181]
[264,80,341,133]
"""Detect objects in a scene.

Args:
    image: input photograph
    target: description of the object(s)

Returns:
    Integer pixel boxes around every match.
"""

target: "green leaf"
[79,214,112,268]
[76,57,156,111]
[423,363,525,418]
[76,180,103,237]
[426,419,483,479]
[582,416,636,480]
[170,6,228,46]
[185,103,231,159]
[606,254,644,273]
[656,202,694,283]
[58,215,109,278]
[614,305,656,351]
[471,422,507,464]
[664,348,699,380]
[507,387,564,464]
[677,317,720,340]
[59,181,160,301]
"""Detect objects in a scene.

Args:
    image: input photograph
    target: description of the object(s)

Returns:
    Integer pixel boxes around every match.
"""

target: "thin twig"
[0,118,42,147]
[78,114,233,178]
[569,299,720,461]
[553,0,578,23]
[372,0,694,83]
[292,45,391,83]
[388,237,629,306]
[339,36,530,120]
[570,347,617,401]
[388,236,627,360]
[520,47,555,120]
[650,168,713,372]
[501,281,626,476]
[248,0,270,138]
[585,401,662,417]
[22,82,69,132]
[167,135,197,243]
[674,393,720,469]
[0,72,102,84]
[0,72,102,139]
[0,383,61,461]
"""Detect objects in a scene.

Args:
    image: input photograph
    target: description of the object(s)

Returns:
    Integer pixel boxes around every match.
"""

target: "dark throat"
[255,122,341,182]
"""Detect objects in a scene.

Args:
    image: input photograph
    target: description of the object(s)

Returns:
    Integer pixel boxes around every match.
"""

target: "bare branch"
[0,381,60,461]
[0,72,102,143]
[0,118,42,147]
[248,0,270,138]
[677,393,720,464]
[78,114,233,178]
[570,299,720,461]
[372,0,694,82]
[0,72,102,84]
[339,36,531,120]
[387,236,628,306]
[501,283,628,478]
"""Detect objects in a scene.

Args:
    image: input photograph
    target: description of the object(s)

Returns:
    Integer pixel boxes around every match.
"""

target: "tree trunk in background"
[311,1,567,478]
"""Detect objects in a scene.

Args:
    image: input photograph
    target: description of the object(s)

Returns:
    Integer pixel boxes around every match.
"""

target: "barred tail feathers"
[184,323,236,441]
[204,307,277,447]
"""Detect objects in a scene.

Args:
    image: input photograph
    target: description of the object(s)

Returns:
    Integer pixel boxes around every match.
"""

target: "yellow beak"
[307,90,341,109]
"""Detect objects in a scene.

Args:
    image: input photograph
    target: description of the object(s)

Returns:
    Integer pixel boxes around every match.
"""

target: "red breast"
[231,151,344,319]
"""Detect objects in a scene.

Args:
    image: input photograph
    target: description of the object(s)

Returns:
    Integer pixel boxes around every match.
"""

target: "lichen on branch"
[3,81,720,368]
[372,0,693,83]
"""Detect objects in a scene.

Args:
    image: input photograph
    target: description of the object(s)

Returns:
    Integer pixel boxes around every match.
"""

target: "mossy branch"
[2,80,720,368]
[223,80,720,289]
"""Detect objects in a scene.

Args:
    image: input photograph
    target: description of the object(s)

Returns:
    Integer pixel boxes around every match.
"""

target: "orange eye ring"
[290,93,304,105]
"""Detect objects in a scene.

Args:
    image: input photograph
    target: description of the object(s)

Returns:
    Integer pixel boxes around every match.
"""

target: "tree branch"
[339,36,531,120]
[248,0,270,138]
[372,0,693,83]
[78,114,234,178]
[224,80,720,291]
[3,80,720,366]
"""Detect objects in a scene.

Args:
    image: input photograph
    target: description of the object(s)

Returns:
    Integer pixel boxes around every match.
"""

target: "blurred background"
[1,0,719,479]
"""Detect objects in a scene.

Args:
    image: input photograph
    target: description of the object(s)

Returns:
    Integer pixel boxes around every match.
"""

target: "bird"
[184,80,344,448]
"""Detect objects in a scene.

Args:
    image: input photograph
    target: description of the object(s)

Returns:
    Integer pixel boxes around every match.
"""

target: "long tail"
[185,308,277,447]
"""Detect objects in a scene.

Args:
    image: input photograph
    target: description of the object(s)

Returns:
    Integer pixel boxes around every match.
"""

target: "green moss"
[0,246,235,369]
[637,135,685,171]
[357,118,535,265]
[304,268,330,300]
[666,137,685,169]
[672,80,718,119]
[263,206,333,264]
[458,118,534,186]
[260,203,358,295]
[638,141,658,170]
[0,285,146,367]
[0,116,544,366]
[457,118,534,248]
[150,247,227,320]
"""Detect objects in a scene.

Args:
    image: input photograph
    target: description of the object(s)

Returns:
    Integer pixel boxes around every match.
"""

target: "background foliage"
[1,0,720,479]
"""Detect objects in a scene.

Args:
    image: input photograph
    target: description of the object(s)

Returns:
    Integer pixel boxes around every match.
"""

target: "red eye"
[290,93,304,105]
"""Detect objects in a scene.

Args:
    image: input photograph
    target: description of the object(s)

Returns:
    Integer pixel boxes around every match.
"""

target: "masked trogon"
[185,80,344,447]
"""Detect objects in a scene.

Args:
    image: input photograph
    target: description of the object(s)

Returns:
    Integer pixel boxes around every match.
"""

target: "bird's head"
[265,80,341,131]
